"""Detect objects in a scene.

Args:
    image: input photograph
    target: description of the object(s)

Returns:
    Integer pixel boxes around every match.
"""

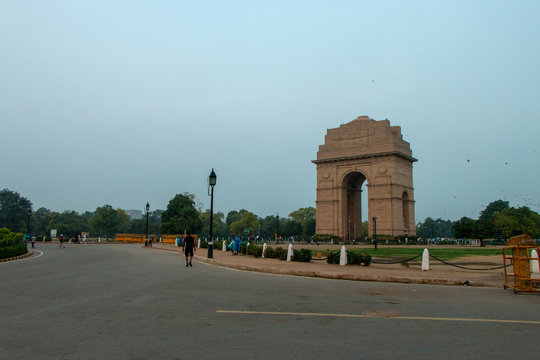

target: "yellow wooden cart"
[503,234,540,293]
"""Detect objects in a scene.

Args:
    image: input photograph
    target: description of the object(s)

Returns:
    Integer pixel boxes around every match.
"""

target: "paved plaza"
[2,243,540,359]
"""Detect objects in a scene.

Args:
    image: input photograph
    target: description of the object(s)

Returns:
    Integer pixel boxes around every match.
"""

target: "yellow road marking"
[216,310,540,325]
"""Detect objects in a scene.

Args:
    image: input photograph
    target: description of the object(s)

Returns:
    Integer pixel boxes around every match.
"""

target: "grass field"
[323,248,504,261]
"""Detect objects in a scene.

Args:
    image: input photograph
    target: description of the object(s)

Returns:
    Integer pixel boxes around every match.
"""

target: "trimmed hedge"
[327,249,371,266]
[0,243,28,259]
[0,228,28,259]
[293,249,312,262]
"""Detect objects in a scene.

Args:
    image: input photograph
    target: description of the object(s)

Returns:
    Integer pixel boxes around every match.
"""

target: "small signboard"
[243,229,251,235]
[50,229,57,238]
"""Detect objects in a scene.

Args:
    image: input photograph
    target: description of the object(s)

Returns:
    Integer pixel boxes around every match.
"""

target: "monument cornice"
[312,151,417,165]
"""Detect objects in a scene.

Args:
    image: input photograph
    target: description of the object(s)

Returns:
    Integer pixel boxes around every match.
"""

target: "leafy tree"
[453,217,476,239]
[479,200,510,222]
[160,193,201,234]
[225,210,249,236]
[49,210,90,236]
[89,205,124,237]
[116,209,131,233]
[0,189,32,233]
[361,221,369,237]
[259,215,279,238]
[417,218,454,238]
[281,218,302,237]
[493,206,540,238]
[32,207,53,236]
[128,210,162,234]
[477,200,511,238]
[199,210,226,238]
[229,211,259,236]
[288,207,316,236]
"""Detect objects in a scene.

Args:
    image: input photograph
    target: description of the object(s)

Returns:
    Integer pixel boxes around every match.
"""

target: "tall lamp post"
[372,216,377,250]
[208,169,217,259]
[145,202,150,246]
[276,214,280,244]
[27,209,32,238]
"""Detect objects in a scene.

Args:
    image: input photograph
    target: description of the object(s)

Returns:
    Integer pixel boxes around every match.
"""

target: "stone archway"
[342,171,367,241]
[313,116,417,238]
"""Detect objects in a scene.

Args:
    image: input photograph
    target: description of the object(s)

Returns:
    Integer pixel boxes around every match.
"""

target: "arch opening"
[343,172,367,241]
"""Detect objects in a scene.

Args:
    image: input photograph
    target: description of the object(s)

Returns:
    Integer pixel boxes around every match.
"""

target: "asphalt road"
[1,243,540,360]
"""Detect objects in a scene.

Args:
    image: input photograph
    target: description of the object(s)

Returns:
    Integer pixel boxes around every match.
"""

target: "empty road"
[1,243,539,359]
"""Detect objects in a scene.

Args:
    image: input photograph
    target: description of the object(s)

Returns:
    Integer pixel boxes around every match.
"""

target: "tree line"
[2,188,538,240]
[0,189,316,239]
[416,200,540,240]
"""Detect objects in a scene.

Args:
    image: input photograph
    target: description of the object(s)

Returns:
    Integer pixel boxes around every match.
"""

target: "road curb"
[0,251,33,263]
[192,254,479,287]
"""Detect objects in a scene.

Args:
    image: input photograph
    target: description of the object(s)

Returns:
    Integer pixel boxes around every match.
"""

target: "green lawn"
[323,248,503,261]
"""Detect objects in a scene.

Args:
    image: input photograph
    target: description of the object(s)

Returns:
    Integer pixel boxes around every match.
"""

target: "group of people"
[227,235,242,255]
[58,233,87,249]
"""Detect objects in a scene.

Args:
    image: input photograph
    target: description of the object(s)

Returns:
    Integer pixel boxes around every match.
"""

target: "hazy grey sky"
[1,0,539,222]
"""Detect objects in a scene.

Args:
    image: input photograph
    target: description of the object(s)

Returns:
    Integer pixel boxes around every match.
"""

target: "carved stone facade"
[313,116,417,239]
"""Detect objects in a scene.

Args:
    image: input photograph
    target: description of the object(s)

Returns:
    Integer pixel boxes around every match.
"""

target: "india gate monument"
[313,116,417,239]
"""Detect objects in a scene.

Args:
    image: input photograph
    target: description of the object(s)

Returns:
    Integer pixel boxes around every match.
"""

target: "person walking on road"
[59,234,65,249]
[182,231,195,267]
[31,234,36,249]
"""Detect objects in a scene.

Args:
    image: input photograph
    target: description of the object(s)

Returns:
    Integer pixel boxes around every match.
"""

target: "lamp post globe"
[208,169,217,259]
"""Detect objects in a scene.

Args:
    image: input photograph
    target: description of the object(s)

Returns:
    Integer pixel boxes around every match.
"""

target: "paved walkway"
[151,244,506,288]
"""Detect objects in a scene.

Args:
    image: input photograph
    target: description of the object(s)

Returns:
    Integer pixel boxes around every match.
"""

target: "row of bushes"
[0,228,28,259]
[200,240,314,262]
[327,250,372,266]
[246,244,313,262]
[200,239,370,265]
[0,243,28,259]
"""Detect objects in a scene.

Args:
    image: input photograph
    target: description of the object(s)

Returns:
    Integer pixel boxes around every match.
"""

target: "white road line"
[216,310,540,325]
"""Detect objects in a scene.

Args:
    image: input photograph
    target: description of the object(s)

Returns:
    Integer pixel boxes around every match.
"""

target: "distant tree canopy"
[229,211,259,236]
[199,210,226,238]
[160,193,201,234]
[417,218,454,238]
[453,200,540,239]
[50,210,90,236]
[0,189,32,233]
[89,205,129,237]
[288,207,316,236]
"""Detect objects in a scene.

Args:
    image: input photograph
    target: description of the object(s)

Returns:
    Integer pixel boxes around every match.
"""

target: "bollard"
[222,240,226,252]
[339,246,347,266]
[421,248,429,271]
[286,243,293,261]
[262,243,267,258]
[197,239,201,248]
[531,249,540,274]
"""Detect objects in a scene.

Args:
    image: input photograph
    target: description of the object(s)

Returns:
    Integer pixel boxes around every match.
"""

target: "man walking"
[182,231,195,267]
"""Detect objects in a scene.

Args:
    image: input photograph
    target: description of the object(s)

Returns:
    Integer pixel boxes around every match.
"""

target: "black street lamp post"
[276,214,280,244]
[145,202,150,246]
[372,216,377,250]
[208,169,217,259]
[27,209,31,238]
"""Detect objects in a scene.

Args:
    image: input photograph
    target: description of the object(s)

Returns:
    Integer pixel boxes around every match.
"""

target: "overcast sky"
[1,0,539,222]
